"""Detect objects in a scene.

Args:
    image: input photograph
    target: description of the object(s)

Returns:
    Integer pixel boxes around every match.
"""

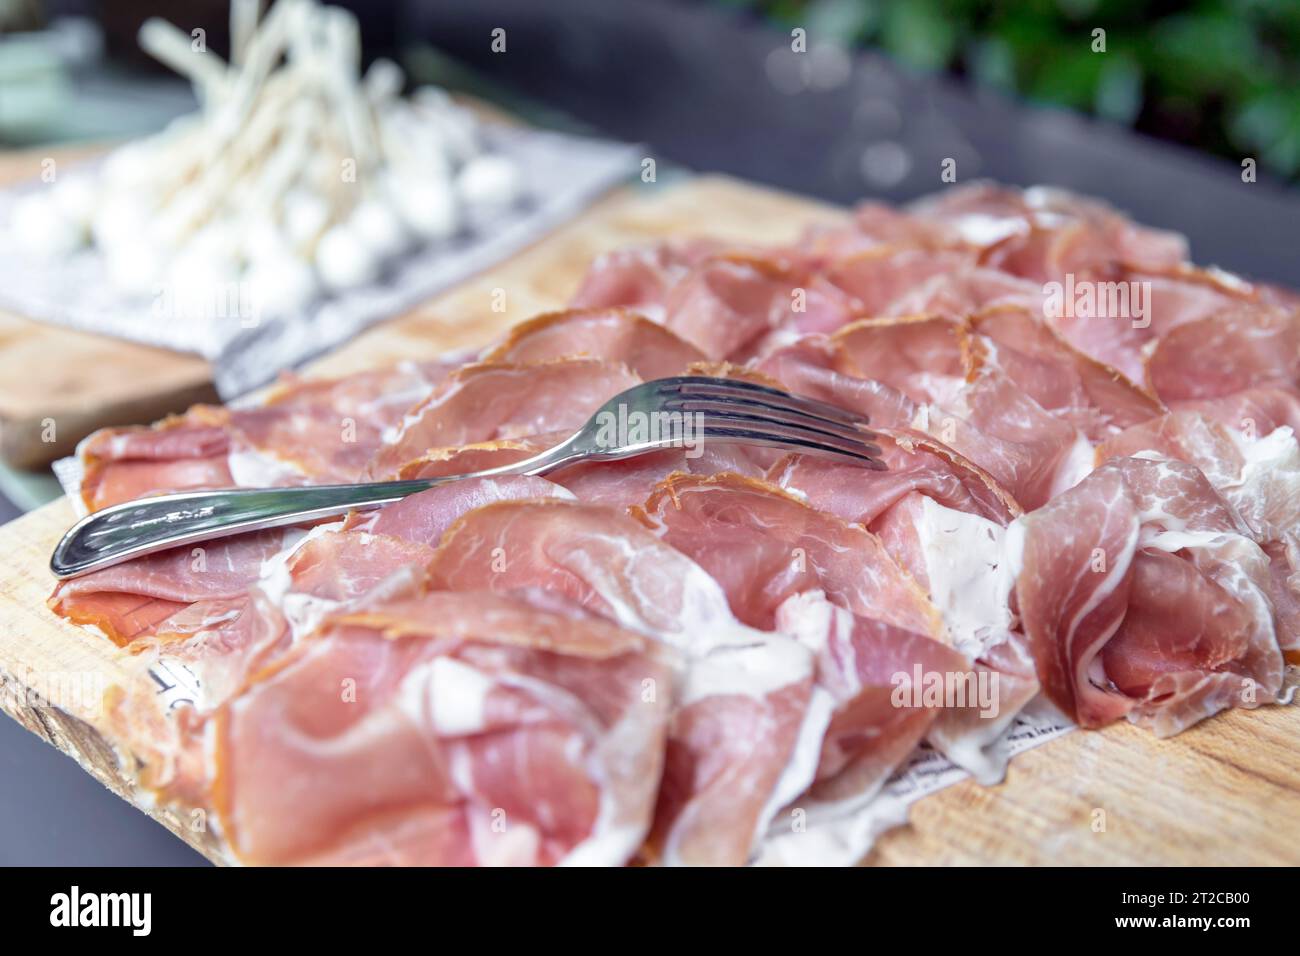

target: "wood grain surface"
[1,174,1296,866]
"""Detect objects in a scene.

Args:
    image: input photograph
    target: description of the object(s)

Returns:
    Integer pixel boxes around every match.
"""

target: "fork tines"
[656,376,886,468]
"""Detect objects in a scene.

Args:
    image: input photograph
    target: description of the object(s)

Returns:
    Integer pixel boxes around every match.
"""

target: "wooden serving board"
[1,175,1297,866]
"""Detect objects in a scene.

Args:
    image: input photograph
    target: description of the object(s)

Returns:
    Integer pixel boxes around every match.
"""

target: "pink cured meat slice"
[756,336,920,430]
[832,315,970,406]
[775,591,969,802]
[1012,457,1285,735]
[634,471,946,640]
[368,358,641,479]
[970,304,1164,438]
[1145,308,1300,402]
[424,498,822,866]
[359,475,574,549]
[48,530,291,647]
[482,307,705,380]
[568,239,725,320]
[766,427,1019,530]
[662,255,801,360]
[210,589,674,866]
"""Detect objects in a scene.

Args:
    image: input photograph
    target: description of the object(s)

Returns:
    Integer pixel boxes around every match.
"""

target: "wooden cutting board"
[1,174,1297,866]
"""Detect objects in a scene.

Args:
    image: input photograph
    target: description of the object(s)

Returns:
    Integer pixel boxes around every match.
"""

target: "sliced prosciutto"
[1145,307,1300,402]
[766,428,1018,529]
[1096,411,1300,651]
[369,358,640,479]
[568,238,726,320]
[759,590,970,864]
[79,409,234,512]
[914,365,1093,510]
[832,314,971,406]
[633,472,945,639]
[210,588,675,865]
[662,255,800,359]
[77,360,455,510]
[1011,456,1285,735]
[49,530,292,646]
[46,178,1300,869]
[356,475,574,548]
[969,303,1164,438]
[821,247,978,318]
[757,336,920,429]
[424,498,825,866]
[864,491,1040,781]
[481,307,705,379]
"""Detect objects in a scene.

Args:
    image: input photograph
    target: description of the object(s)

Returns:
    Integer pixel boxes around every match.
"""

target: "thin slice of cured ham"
[863,492,1039,781]
[357,475,575,549]
[225,360,456,485]
[969,303,1164,438]
[766,427,1018,530]
[821,247,978,319]
[568,239,726,321]
[662,255,800,359]
[882,266,1044,320]
[756,336,919,430]
[481,307,705,379]
[1010,456,1285,735]
[1171,387,1300,439]
[905,183,1188,277]
[1145,307,1300,402]
[210,588,676,865]
[1096,412,1300,651]
[369,358,640,479]
[633,471,946,640]
[98,586,293,808]
[425,498,826,866]
[913,365,1093,510]
[1048,268,1261,386]
[395,435,559,481]
[832,315,971,406]
[78,360,456,510]
[553,443,768,510]
[48,530,292,646]
[79,409,234,511]
[764,590,972,837]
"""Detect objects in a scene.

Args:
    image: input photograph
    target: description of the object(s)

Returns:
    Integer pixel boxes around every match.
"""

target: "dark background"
[1,0,1298,864]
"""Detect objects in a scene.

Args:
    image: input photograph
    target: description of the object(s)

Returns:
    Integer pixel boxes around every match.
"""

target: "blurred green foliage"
[722,0,1300,178]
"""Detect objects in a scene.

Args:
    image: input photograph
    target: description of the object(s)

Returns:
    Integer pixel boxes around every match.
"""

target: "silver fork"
[50,376,885,579]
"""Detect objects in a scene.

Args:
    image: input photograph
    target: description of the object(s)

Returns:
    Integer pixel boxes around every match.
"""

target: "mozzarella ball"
[92,193,152,252]
[99,143,154,190]
[167,247,241,322]
[246,252,319,317]
[189,220,241,262]
[284,190,331,247]
[12,192,85,258]
[456,155,521,212]
[104,239,164,297]
[390,172,458,241]
[244,216,291,264]
[314,223,379,291]
[50,176,97,229]
[350,198,409,261]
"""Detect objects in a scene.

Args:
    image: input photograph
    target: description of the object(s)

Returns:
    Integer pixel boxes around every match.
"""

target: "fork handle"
[50,479,448,579]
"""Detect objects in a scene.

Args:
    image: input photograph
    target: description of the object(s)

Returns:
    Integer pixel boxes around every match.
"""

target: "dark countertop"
[3,0,1298,866]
